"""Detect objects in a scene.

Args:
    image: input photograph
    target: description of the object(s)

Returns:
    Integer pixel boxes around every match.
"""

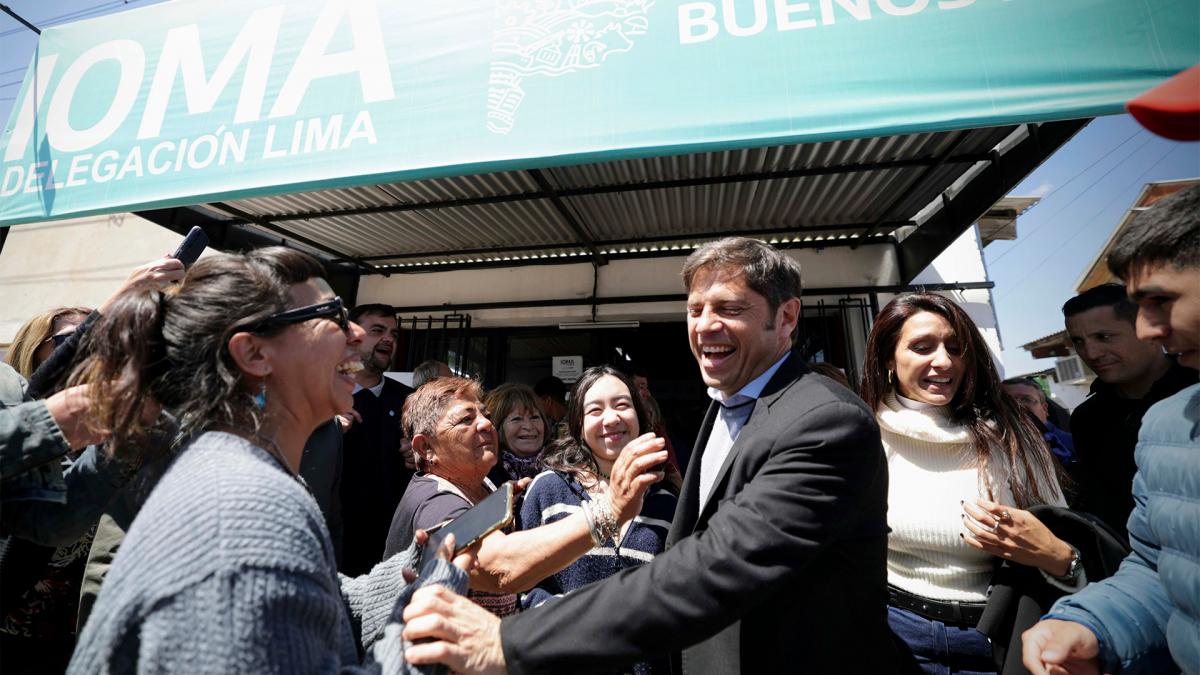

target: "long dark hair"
[861,294,1060,507]
[68,247,325,458]
[542,366,650,484]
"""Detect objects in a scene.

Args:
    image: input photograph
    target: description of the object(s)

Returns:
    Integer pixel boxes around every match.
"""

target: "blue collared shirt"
[707,351,791,407]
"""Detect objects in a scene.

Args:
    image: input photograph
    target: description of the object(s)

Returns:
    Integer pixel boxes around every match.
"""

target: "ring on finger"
[999,509,1011,523]
[990,520,1001,533]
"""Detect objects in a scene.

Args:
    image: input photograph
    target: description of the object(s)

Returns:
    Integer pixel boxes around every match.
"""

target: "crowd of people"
[0,184,1196,674]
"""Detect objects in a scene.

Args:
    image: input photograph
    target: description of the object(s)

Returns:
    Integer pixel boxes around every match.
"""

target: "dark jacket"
[338,377,415,576]
[978,506,1131,675]
[299,419,344,566]
[500,355,895,675]
[1068,363,1197,539]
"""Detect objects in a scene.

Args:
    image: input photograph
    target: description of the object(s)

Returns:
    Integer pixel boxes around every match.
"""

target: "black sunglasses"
[237,297,351,334]
[40,332,75,348]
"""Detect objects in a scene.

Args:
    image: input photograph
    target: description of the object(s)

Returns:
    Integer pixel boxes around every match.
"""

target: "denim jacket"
[0,363,70,500]
[1,363,138,547]
[1045,383,1200,674]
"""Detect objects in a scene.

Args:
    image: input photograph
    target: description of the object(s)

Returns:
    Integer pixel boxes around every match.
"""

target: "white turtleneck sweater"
[878,392,1067,602]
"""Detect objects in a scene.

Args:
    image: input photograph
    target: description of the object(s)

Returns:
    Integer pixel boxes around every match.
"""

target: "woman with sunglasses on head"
[5,306,92,380]
[515,366,677,675]
[862,294,1083,675]
[65,247,470,674]
[1,306,104,674]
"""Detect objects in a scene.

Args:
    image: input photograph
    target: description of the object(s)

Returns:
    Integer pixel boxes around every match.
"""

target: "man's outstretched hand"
[1022,619,1102,675]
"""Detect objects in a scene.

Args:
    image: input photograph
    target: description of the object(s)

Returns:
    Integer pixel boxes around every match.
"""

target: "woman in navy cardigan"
[516,366,677,675]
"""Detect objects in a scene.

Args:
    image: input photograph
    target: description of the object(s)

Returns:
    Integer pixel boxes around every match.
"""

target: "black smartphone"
[416,481,514,580]
[170,226,208,269]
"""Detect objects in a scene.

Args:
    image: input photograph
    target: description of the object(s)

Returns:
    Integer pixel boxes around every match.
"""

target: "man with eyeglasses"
[338,303,418,576]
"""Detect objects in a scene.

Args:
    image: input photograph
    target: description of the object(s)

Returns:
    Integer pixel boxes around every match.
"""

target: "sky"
[2,1,1199,378]
[985,117,1199,375]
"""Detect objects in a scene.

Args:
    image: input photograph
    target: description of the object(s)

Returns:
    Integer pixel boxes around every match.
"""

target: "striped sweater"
[516,469,676,675]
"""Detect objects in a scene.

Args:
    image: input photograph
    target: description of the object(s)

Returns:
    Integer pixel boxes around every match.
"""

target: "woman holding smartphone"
[384,375,667,618]
[516,366,678,675]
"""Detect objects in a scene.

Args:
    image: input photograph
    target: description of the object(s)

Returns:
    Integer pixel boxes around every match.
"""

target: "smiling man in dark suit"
[402,237,895,674]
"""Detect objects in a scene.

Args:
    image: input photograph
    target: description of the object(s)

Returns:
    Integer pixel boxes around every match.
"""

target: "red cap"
[1126,64,1200,141]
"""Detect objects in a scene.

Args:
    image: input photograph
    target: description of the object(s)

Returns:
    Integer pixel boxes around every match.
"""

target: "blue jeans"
[888,605,996,675]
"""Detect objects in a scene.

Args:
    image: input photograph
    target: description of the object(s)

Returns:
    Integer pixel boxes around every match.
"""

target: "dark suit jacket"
[501,355,896,674]
[339,377,415,576]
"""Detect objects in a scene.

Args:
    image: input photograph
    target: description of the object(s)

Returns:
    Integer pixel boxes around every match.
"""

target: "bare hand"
[962,498,1075,576]
[1022,619,1102,675]
[403,532,477,584]
[403,585,507,675]
[336,409,363,433]
[607,433,668,523]
[44,384,107,450]
[512,476,533,495]
[100,257,186,314]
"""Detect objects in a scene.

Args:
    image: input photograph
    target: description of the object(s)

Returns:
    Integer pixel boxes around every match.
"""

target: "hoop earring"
[887,370,894,385]
[253,379,268,410]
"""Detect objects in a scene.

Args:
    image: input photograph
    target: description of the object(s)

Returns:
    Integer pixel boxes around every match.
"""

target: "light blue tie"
[698,395,755,505]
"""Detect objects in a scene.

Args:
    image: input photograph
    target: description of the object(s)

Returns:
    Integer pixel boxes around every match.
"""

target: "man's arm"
[500,400,885,675]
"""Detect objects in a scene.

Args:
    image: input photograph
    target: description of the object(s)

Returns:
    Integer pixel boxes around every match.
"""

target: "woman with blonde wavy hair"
[4,306,91,379]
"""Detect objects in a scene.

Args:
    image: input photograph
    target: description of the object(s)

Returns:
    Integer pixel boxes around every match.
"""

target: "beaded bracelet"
[579,499,602,547]
[589,493,621,546]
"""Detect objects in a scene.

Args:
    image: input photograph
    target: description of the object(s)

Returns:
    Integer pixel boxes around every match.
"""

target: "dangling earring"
[253,379,268,410]
[887,370,894,385]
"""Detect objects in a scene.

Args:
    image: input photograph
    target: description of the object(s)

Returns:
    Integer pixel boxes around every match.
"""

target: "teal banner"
[1,0,1197,226]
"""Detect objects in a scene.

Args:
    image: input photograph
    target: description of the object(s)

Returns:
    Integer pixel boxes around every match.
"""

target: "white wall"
[360,243,902,326]
[0,214,191,345]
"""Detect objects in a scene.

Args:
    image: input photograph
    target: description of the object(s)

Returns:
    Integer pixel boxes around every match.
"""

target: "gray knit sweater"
[68,431,466,674]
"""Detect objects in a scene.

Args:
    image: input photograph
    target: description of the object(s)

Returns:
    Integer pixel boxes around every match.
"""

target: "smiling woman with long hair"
[64,247,468,674]
[517,365,678,675]
[862,294,1081,674]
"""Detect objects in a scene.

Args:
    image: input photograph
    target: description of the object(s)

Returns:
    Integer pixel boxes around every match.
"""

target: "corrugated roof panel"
[565,166,922,241]
[196,125,1030,270]
[540,128,1010,191]
[378,171,540,205]
[412,199,576,248]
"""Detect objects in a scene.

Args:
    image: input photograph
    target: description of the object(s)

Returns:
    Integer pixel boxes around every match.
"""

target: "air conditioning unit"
[1054,355,1089,384]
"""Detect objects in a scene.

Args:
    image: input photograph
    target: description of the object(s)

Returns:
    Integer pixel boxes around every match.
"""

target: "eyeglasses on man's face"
[237,297,352,335]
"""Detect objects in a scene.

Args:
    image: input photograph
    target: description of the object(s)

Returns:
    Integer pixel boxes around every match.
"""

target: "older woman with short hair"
[484,382,549,485]
[384,376,667,617]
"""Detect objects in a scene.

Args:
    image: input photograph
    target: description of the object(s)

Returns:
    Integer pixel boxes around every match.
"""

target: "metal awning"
[146,119,1083,283]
